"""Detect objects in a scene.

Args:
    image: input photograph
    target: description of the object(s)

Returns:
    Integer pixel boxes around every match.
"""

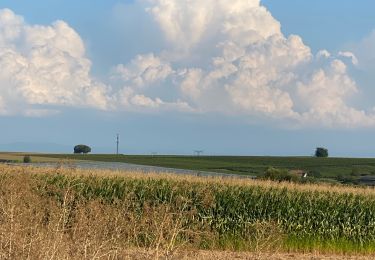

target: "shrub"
[263,167,299,182]
[23,155,32,163]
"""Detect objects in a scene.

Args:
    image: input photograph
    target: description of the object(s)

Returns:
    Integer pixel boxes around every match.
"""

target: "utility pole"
[194,150,204,157]
[116,134,119,155]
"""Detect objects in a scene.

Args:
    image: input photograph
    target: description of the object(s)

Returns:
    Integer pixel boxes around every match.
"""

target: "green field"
[39,154,375,181]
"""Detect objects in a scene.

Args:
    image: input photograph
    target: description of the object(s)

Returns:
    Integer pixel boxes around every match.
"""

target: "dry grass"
[0,164,374,259]
[0,168,189,259]
[0,152,68,163]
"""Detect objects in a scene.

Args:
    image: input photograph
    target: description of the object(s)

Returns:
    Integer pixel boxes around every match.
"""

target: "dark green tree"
[74,144,92,154]
[315,147,328,158]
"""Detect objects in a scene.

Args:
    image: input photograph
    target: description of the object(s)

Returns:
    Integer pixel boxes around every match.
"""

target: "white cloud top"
[1,2,375,127]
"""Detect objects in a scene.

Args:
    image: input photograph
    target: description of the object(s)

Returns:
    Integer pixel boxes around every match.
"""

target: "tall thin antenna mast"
[116,134,119,155]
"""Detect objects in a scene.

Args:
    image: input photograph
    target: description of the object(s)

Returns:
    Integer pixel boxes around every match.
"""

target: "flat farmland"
[39,154,375,179]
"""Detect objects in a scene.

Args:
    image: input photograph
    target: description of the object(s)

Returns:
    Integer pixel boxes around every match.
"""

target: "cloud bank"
[1,1,375,127]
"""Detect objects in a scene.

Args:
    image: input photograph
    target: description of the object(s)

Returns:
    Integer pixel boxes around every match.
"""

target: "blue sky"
[0,0,375,156]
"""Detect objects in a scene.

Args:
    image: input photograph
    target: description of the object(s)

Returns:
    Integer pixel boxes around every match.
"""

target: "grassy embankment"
[0,164,375,259]
[41,154,375,180]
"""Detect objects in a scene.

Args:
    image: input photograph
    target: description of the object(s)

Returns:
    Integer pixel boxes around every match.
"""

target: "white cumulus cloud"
[111,53,192,111]
[113,53,173,88]
[2,3,375,128]
[111,0,375,127]
[0,8,111,116]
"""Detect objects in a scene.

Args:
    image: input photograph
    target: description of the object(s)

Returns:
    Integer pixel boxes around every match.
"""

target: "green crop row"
[36,173,375,246]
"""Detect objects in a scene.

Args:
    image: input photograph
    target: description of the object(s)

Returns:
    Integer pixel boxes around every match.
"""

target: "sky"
[0,0,375,156]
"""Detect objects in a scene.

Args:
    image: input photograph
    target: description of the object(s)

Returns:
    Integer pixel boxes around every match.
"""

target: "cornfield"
[0,165,375,258]
[39,171,375,243]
